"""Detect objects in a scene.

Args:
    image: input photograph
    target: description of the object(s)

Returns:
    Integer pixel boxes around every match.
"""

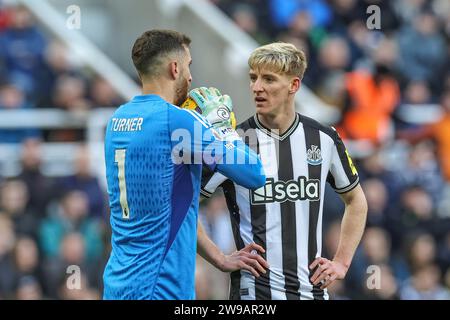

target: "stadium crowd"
[0,3,116,299]
[0,0,449,299]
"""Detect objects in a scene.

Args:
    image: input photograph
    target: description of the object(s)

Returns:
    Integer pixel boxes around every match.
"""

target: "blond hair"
[248,42,307,79]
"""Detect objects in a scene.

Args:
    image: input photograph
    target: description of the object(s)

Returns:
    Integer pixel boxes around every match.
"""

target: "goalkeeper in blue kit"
[103,30,268,299]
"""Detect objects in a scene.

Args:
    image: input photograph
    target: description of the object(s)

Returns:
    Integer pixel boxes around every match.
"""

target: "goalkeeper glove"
[182,87,239,141]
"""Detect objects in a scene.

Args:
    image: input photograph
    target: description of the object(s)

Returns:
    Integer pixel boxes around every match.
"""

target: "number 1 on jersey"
[115,149,130,219]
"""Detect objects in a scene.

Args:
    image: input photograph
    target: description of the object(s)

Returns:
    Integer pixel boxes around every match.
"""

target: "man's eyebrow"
[261,73,277,78]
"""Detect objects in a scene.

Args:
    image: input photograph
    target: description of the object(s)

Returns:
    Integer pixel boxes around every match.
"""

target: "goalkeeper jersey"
[103,94,265,300]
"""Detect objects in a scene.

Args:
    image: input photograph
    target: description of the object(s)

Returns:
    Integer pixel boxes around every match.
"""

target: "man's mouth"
[255,97,267,102]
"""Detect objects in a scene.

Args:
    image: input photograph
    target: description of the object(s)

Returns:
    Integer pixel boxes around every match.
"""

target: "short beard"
[174,77,189,106]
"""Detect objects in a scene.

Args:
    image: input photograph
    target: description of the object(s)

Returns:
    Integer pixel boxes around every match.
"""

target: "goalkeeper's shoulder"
[168,102,212,130]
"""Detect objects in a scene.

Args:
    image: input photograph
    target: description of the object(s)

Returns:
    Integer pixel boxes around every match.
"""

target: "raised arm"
[174,87,266,189]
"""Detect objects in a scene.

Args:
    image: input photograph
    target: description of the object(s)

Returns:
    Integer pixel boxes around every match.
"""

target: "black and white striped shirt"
[201,113,359,300]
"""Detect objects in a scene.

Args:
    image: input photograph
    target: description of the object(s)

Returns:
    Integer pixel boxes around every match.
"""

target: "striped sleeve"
[327,130,359,194]
[200,165,228,198]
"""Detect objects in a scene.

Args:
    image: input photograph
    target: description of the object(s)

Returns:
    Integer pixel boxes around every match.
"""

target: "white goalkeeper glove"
[182,87,239,141]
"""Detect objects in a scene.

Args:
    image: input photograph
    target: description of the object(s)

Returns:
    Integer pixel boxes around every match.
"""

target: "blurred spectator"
[437,232,450,275]
[344,227,406,298]
[362,227,409,281]
[395,141,445,204]
[0,82,40,143]
[11,237,45,297]
[0,5,48,99]
[393,80,439,132]
[406,232,437,273]
[46,75,90,141]
[38,41,83,107]
[0,178,39,239]
[57,269,100,300]
[311,36,350,109]
[398,90,450,183]
[51,75,91,112]
[357,148,404,204]
[15,275,44,300]
[0,4,13,31]
[362,227,391,266]
[195,256,228,300]
[12,237,42,280]
[195,257,214,300]
[89,76,124,108]
[331,0,400,35]
[400,264,450,299]
[393,0,428,25]
[322,219,366,298]
[361,179,388,227]
[370,37,399,70]
[328,0,363,35]
[387,187,446,251]
[322,184,346,228]
[269,0,332,30]
[229,4,269,44]
[396,10,446,94]
[403,81,433,106]
[0,215,16,298]
[323,219,341,259]
[326,279,350,300]
[39,190,103,266]
[345,20,371,64]
[215,0,274,37]
[57,144,107,219]
[199,192,235,254]
[337,63,400,145]
[362,264,400,300]
[17,138,56,217]
[43,231,102,298]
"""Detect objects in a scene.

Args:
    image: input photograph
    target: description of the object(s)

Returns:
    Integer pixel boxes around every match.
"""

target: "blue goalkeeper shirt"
[103,94,265,300]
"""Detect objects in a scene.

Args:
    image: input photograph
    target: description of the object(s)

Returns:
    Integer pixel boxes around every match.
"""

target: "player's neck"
[141,81,175,104]
[257,108,296,136]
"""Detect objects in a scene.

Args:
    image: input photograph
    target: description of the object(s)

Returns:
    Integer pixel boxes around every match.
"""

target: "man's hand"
[184,87,238,141]
[217,243,270,277]
[309,257,348,289]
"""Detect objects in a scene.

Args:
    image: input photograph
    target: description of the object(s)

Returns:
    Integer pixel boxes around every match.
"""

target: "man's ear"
[169,61,179,80]
[289,77,301,94]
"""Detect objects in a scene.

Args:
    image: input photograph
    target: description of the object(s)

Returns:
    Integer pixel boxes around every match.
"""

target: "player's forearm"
[197,221,226,271]
[334,185,367,268]
[216,140,266,189]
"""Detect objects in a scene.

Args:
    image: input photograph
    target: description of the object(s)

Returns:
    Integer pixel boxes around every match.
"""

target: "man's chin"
[255,104,271,114]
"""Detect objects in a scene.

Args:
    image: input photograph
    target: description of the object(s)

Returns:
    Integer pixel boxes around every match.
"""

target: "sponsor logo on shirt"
[250,177,320,204]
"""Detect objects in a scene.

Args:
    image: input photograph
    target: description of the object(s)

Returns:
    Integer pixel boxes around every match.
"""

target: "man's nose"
[252,79,263,92]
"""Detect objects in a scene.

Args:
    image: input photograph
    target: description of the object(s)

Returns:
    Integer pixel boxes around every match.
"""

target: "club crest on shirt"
[307,145,322,165]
